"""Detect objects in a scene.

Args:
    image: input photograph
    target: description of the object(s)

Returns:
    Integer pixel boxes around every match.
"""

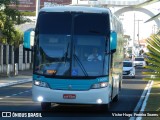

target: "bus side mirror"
[110,31,117,53]
[23,30,35,51]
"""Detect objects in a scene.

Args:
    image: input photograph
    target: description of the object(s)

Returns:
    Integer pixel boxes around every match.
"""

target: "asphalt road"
[0,68,148,120]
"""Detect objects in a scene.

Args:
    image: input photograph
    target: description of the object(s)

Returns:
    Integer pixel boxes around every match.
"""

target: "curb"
[0,78,32,88]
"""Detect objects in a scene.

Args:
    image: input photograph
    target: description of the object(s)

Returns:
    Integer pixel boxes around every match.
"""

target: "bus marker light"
[47,70,56,74]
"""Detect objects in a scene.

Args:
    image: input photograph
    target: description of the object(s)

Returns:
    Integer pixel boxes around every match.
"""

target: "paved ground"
[0,70,32,88]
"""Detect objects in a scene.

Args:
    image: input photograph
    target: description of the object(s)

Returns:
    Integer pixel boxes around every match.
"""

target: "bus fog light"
[37,96,43,102]
[97,99,102,104]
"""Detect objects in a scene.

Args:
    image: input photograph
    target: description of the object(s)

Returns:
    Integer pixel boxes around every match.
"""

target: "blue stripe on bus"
[33,74,108,91]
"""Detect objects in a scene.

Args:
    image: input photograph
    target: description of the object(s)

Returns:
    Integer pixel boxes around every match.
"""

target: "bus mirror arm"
[111,49,116,54]
[105,49,116,55]
[23,46,34,52]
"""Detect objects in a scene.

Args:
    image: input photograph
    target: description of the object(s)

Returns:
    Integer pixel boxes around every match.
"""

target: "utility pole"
[136,19,143,47]
[135,19,143,56]
[152,25,157,34]
[133,13,143,58]
[36,0,40,23]
[132,13,135,60]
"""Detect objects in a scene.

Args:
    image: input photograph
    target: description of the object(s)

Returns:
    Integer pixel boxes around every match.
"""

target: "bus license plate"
[63,94,76,99]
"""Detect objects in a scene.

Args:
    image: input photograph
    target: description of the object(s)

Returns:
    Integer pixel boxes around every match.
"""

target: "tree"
[143,33,160,80]
[0,0,23,45]
[12,29,23,49]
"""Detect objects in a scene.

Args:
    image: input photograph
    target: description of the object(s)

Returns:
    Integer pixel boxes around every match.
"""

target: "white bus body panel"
[32,85,111,104]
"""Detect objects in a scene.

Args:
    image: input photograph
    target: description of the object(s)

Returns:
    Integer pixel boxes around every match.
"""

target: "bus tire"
[112,94,119,102]
[119,79,122,91]
[113,83,120,102]
[96,103,110,112]
[41,102,51,111]
[132,76,135,79]
[101,104,110,112]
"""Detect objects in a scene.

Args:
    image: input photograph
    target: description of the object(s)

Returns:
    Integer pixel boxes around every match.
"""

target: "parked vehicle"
[134,57,146,67]
[123,61,135,78]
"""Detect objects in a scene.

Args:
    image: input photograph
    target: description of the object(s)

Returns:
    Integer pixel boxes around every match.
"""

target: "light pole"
[136,19,143,47]
[132,13,135,60]
[134,17,143,55]
[133,13,143,58]
[152,24,157,34]
[36,0,40,21]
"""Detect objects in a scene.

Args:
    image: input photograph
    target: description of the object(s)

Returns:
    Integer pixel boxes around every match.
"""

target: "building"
[10,0,71,11]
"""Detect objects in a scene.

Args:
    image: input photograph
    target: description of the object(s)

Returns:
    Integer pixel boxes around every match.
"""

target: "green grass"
[142,81,160,120]
[20,11,36,16]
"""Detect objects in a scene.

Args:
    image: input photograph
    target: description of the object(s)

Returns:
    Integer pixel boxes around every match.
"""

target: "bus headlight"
[91,82,108,89]
[33,80,49,88]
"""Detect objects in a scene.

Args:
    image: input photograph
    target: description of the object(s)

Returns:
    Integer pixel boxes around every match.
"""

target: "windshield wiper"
[89,30,100,34]
[73,54,88,76]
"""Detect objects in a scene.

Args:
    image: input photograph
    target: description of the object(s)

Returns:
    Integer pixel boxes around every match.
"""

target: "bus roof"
[39,5,111,14]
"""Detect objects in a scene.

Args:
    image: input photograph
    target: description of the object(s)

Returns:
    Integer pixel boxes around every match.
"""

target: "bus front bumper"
[32,85,111,104]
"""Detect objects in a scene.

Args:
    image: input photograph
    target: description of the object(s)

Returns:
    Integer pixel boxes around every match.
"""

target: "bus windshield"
[34,12,110,78]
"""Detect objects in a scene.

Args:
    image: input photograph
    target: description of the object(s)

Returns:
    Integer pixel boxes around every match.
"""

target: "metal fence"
[0,44,32,75]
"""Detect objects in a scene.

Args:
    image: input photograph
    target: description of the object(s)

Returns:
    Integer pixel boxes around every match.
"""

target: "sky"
[113,2,160,42]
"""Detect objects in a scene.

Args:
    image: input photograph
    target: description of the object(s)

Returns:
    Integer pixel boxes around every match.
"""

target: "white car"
[123,61,135,78]
[134,57,146,67]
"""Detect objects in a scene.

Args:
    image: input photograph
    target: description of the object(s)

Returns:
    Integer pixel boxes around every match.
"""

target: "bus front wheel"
[96,103,110,112]
[112,94,119,102]
[102,104,110,111]
[41,102,51,111]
